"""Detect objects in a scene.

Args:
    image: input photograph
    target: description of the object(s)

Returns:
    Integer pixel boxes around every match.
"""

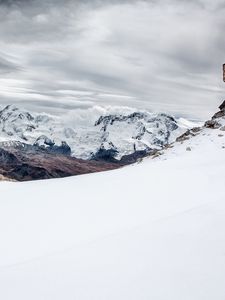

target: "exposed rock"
[163,144,174,149]
[191,127,202,133]
[91,141,154,164]
[34,136,71,155]
[204,120,221,129]
[0,142,121,181]
[0,148,19,166]
[150,100,225,161]
[120,150,152,164]
[212,110,225,120]
[212,101,225,119]
[176,127,201,142]
[48,141,72,156]
[219,100,225,111]
[7,164,54,181]
[176,131,191,142]
[152,151,164,159]
[91,143,119,163]
[0,174,14,181]
[34,135,55,147]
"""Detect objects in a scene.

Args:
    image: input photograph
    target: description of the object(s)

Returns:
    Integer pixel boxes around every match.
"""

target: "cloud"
[0,0,224,120]
[0,54,19,74]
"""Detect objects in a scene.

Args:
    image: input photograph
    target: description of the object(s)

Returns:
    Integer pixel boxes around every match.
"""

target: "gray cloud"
[0,0,224,120]
[0,54,19,74]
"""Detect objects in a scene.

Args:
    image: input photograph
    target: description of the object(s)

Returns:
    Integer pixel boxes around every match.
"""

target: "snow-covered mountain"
[0,103,225,299]
[0,104,195,160]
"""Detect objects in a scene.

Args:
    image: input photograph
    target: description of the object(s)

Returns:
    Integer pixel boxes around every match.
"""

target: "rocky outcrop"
[120,149,153,164]
[176,101,225,144]
[34,135,55,147]
[34,136,71,155]
[205,101,225,127]
[148,100,225,162]
[91,141,153,164]
[0,174,14,181]
[91,143,119,163]
[0,148,19,166]
[0,142,121,181]
[204,119,221,129]
[212,102,225,120]
[176,127,202,142]
[219,100,225,111]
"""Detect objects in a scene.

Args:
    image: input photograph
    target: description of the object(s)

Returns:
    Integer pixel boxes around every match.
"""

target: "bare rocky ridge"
[0,139,154,181]
[0,142,122,181]
[175,127,202,142]
[158,101,225,153]
[175,102,225,143]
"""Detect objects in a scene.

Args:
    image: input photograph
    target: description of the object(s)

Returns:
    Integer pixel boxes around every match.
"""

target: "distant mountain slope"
[0,104,193,160]
[0,141,121,181]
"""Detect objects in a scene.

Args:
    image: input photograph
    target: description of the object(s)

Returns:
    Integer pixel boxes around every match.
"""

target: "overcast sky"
[0,0,224,119]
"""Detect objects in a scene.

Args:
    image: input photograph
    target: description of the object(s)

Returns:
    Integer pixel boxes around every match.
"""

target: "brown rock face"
[0,143,122,182]
[212,101,225,119]
[204,120,221,129]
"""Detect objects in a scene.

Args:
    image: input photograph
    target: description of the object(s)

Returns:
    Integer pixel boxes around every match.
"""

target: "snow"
[0,120,225,299]
[0,104,200,159]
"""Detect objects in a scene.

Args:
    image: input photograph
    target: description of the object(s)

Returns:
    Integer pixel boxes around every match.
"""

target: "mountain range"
[0,104,194,156]
[0,104,198,180]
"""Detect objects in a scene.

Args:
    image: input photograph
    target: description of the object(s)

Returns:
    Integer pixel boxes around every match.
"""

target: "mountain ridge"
[0,104,192,160]
[0,104,201,181]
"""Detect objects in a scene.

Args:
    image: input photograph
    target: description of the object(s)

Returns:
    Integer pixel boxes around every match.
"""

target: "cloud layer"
[0,0,224,119]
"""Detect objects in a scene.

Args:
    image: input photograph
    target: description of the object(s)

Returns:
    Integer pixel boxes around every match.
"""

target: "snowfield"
[0,121,225,299]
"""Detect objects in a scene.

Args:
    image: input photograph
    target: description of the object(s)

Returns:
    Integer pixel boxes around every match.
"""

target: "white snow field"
[0,123,225,300]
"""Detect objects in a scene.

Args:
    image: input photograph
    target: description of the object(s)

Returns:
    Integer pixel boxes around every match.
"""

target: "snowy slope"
[0,112,225,299]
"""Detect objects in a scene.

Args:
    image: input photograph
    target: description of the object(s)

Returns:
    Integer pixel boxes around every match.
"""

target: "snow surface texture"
[0,104,197,159]
[0,115,225,299]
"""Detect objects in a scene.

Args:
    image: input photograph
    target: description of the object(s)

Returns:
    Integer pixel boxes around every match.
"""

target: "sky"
[0,0,225,120]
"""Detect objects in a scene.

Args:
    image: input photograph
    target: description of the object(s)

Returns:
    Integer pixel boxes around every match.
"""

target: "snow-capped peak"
[0,104,192,159]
